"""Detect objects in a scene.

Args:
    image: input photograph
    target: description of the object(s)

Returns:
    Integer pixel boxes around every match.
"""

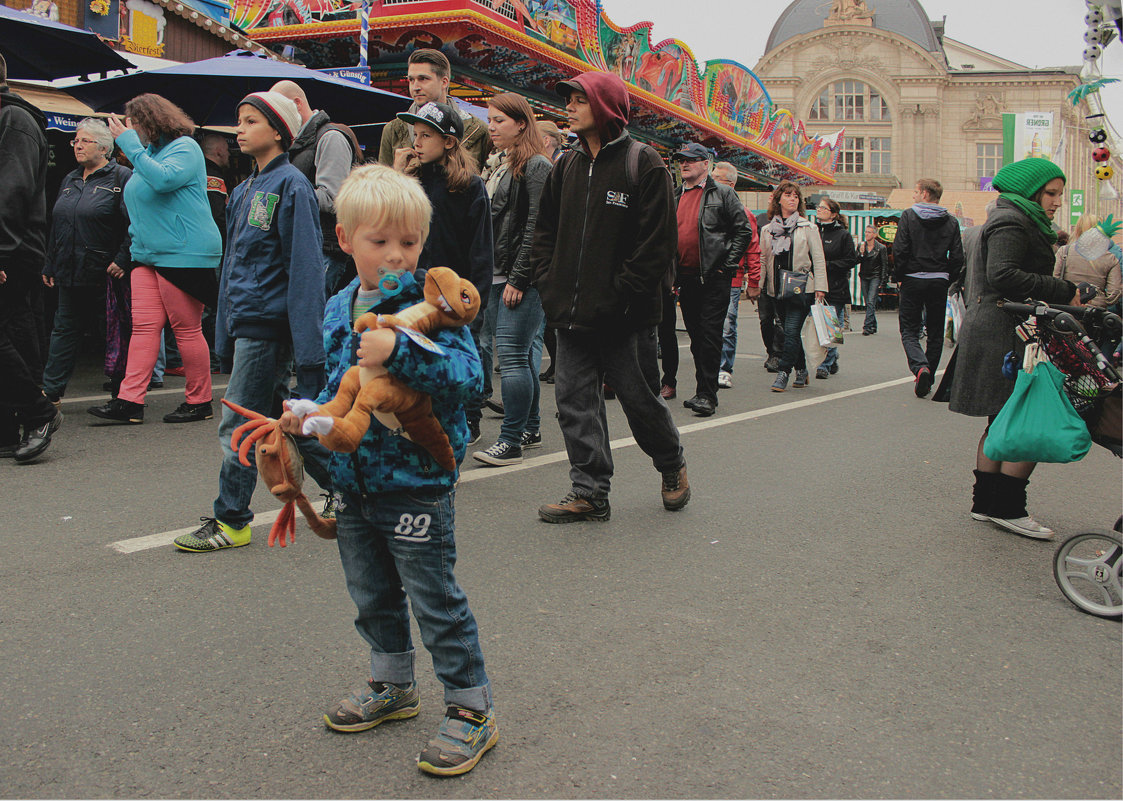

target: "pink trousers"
[118,266,212,405]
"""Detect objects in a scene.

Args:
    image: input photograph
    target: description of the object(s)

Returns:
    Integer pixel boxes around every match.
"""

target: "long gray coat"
[948,197,1075,417]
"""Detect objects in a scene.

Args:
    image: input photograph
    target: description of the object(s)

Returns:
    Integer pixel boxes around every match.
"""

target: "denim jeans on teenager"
[335,488,492,713]
[720,285,740,374]
[214,337,333,529]
[776,293,813,373]
[899,276,950,375]
[861,276,880,334]
[496,286,545,444]
[555,326,684,499]
[478,283,501,402]
[41,284,103,399]
[818,301,846,372]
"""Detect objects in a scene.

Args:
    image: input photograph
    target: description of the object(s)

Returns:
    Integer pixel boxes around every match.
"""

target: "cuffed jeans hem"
[371,649,416,686]
[445,683,493,714]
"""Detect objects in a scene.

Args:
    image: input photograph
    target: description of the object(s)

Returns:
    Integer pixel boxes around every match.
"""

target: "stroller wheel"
[1053,532,1123,619]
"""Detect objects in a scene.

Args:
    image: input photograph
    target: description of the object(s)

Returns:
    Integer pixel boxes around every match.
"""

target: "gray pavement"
[1,306,1120,799]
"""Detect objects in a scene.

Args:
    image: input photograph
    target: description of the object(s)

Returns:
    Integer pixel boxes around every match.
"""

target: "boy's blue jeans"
[214,337,333,529]
[335,488,492,713]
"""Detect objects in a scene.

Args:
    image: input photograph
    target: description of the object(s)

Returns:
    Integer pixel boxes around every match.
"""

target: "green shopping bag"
[983,361,1092,464]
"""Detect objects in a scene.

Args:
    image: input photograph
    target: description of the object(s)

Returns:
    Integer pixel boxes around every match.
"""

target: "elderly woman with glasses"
[40,118,133,403]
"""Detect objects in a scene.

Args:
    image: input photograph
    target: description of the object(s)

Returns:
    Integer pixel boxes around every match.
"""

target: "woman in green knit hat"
[948,157,1080,540]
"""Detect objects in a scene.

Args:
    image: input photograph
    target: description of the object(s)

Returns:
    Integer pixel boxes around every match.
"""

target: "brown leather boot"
[661,464,691,511]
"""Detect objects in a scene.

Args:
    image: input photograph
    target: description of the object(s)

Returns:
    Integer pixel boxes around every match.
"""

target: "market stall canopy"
[0,4,135,80]
[63,49,411,126]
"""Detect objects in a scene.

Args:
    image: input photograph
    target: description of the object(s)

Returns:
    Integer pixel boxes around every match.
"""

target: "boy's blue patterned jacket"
[315,269,484,496]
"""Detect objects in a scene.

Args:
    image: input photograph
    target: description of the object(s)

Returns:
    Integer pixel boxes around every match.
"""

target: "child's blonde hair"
[335,163,432,242]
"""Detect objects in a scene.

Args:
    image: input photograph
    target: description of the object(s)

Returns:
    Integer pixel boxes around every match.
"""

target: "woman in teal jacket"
[89,94,222,426]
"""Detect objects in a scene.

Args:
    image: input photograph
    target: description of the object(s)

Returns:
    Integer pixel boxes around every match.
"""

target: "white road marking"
[109,372,929,554]
[60,383,230,407]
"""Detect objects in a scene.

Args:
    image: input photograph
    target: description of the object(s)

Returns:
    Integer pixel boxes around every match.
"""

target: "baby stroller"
[999,300,1122,619]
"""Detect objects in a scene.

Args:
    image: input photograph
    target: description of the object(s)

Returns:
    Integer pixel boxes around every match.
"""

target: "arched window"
[809,81,891,122]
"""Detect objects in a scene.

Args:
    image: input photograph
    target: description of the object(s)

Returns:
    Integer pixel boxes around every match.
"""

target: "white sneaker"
[717,371,733,389]
[987,514,1054,540]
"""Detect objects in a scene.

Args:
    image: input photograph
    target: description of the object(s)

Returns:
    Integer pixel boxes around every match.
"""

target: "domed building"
[753,0,1119,226]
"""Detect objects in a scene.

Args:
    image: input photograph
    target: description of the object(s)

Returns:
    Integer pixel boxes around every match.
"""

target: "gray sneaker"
[324,680,420,732]
[417,706,499,776]
[770,370,790,392]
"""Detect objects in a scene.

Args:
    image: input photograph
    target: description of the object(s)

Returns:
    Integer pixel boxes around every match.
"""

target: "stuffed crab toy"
[221,267,480,547]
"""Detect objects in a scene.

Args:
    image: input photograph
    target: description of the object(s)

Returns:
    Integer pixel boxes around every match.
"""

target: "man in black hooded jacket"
[531,70,689,523]
[0,57,62,462]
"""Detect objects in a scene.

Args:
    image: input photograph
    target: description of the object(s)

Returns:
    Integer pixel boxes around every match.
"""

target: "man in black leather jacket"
[672,143,752,416]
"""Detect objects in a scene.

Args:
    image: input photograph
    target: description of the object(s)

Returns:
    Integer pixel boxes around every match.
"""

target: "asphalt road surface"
[2,307,1120,799]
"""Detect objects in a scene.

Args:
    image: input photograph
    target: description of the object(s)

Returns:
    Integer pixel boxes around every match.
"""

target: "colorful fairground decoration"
[233,0,842,184]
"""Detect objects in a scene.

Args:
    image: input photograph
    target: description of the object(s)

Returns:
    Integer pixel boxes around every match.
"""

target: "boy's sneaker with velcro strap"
[324,680,420,733]
[173,517,250,552]
[417,706,498,776]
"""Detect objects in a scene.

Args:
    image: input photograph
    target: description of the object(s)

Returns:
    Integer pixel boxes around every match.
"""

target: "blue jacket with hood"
[316,269,484,496]
[217,153,326,390]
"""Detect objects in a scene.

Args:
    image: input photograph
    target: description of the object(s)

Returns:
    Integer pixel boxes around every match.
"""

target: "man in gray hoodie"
[892,178,965,398]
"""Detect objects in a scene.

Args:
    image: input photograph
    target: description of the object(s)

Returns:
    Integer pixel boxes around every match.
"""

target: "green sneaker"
[417,706,498,776]
[173,517,250,552]
[324,680,420,732]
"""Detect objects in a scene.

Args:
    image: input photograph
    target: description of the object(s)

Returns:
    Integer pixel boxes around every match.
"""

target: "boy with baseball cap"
[175,91,336,552]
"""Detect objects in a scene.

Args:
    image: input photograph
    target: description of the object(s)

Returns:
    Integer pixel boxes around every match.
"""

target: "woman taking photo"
[813,197,856,379]
[759,182,826,392]
[41,118,132,403]
[949,158,1080,539]
[88,94,221,425]
[472,92,552,466]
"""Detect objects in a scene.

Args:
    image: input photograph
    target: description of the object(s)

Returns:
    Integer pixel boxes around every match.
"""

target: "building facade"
[752,0,1121,226]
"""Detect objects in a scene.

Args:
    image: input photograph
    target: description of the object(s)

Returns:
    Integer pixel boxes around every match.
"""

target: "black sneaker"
[472,440,523,466]
[915,367,933,398]
[764,356,780,373]
[483,398,504,415]
[14,410,63,463]
[148,379,164,390]
[538,490,610,523]
[467,420,481,445]
[519,430,542,450]
[163,401,214,424]
[88,398,144,424]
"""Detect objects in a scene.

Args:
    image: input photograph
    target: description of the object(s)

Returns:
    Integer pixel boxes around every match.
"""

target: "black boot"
[970,470,998,521]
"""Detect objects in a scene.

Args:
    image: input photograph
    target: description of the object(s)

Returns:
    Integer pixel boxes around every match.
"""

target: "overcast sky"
[601,0,1122,134]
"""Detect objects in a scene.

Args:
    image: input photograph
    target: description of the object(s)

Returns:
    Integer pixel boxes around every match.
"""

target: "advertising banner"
[1002,112,1056,165]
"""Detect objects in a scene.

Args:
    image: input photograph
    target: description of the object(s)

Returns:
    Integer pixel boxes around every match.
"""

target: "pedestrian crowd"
[2,47,1120,776]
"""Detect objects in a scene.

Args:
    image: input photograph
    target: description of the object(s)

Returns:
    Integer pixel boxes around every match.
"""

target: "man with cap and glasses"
[672,143,752,416]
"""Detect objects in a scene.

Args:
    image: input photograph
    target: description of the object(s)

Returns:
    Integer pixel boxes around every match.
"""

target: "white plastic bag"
[945,293,966,343]
[802,313,828,366]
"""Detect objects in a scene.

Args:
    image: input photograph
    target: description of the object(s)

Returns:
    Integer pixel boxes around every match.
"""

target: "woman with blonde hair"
[1054,212,1122,308]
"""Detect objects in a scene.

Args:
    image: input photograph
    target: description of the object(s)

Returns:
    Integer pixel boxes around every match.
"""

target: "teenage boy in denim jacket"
[175,91,334,552]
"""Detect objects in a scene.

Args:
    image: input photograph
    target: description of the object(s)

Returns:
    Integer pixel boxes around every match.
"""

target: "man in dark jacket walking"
[531,70,689,523]
[893,178,965,397]
[0,61,62,463]
[672,143,752,416]
[271,80,361,296]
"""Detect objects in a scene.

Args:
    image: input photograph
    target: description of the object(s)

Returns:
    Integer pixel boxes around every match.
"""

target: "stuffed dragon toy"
[222,267,481,547]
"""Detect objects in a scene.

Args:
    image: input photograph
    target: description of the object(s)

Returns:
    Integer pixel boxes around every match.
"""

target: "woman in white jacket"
[758,182,827,391]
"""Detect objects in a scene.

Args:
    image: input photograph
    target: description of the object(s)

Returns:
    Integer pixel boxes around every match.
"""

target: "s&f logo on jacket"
[248,191,280,231]
[605,190,630,209]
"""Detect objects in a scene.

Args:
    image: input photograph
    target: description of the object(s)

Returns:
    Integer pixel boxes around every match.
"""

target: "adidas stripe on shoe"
[173,517,251,552]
